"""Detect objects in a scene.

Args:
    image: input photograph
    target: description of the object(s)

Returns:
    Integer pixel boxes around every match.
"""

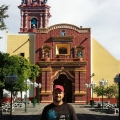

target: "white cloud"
[0,0,120,59]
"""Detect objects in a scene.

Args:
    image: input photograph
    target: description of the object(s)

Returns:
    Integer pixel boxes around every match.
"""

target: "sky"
[0,0,120,59]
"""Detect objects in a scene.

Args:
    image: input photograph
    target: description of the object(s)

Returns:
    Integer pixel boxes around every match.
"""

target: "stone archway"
[53,74,72,103]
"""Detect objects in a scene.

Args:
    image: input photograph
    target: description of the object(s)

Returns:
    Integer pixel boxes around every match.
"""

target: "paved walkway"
[1,103,119,120]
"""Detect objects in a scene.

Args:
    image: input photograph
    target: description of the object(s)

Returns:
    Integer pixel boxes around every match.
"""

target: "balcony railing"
[40,57,84,62]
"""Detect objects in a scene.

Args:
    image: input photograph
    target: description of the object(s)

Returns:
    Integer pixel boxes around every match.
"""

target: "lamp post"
[90,82,96,108]
[85,73,95,105]
[33,82,38,107]
[24,79,32,113]
[37,83,42,105]
[85,82,96,107]
[91,73,95,77]
[114,74,120,119]
[99,79,108,113]
[85,83,90,105]
[6,74,18,120]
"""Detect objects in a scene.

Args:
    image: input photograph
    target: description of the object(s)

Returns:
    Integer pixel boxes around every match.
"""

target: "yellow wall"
[7,34,35,64]
[92,37,120,97]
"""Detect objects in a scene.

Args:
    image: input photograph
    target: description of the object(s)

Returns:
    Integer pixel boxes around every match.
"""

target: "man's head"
[53,85,64,92]
[53,85,64,103]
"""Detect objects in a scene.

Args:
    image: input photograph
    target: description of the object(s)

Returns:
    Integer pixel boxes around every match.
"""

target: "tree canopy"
[93,86,104,97]
[0,4,9,39]
[0,52,40,92]
[93,84,118,102]
[0,5,9,30]
[104,84,118,100]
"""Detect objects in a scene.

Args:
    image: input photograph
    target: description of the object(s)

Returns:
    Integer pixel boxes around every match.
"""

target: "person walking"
[40,85,78,120]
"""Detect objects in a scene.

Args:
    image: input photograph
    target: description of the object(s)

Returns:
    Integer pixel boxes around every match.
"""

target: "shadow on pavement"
[1,114,119,120]
[76,113,119,120]
[81,105,118,114]
[1,104,119,120]
[1,114,42,120]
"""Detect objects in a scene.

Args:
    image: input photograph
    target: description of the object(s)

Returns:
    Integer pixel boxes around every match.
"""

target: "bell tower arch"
[18,0,51,32]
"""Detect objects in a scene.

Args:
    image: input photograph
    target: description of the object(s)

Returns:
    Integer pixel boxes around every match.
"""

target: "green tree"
[0,5,9,39]
[93,84,118,103]
[104,84,118,103]
[0,52,40,104]
[29,64,40,81]
[29,64,40,104]
[93,86,105,97]
[0,52,10,106]
[0,52,10,88]
[5,55,40,101]
[4,55,32,101]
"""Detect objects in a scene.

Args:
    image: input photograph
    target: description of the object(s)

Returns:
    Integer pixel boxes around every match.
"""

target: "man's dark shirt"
[40,103,78,120]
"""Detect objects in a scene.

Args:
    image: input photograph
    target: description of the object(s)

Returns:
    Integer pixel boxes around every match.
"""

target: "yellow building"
[92,37,120,86]
[7,32,35,64]
[92,37,119,102]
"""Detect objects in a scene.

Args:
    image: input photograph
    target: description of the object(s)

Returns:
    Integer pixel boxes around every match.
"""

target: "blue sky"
[0,0,120,59]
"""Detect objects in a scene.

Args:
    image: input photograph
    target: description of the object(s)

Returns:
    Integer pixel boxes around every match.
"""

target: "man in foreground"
[40,85,78,120]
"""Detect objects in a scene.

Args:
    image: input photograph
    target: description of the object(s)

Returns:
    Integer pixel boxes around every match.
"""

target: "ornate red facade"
[18,0,91,104]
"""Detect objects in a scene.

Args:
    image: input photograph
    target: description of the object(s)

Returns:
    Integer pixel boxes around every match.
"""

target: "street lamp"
[85,83,90,105]
[91,73,95,77]
[24,79,33,113]
[33,81,38,107]
[90,82,96,108]
[6,74,18,120]
[37,83,42,105]
[85,73,95,105]
[99,79,108,113]
[114,74,120,119]
[85,82,96,107]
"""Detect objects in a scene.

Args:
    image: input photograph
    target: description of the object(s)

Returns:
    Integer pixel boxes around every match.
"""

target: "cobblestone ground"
[1,103,119,120]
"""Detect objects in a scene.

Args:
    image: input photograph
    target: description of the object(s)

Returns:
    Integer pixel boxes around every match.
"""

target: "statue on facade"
[44,52,49,58]
[31,18,37,28]
[21,0,24,4]
[61,30,66,36]
[77,51,83,58]
[41,0,47,4]
[43,0,48,4]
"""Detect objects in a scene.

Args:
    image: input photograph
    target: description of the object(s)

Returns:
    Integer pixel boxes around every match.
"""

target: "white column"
[20,13,24,28]
[27,0,30,5]
[40,14,43,28]
[44,13,47,28]
[42,49,44,58]
[39,0,41,5]
[25,14,28,28]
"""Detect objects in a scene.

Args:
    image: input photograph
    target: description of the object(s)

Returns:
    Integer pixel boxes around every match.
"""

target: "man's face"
[53,88,64,102]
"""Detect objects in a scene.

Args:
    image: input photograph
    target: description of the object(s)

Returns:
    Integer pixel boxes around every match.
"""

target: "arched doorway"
[53,74,72,103]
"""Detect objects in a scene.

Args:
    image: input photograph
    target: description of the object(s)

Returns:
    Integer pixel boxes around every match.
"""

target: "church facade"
[6,0,119,104]
[17,0,91,104]
[7,0,119,104]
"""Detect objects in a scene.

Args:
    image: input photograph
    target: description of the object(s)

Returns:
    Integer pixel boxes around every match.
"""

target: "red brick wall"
[36,28,91,81]
[35,25,91,103]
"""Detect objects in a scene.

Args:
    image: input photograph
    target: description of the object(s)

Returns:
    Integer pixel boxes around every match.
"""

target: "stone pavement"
[1,103,119,120]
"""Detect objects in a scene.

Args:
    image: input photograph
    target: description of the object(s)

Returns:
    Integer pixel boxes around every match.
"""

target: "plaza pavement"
[1,103,119,120]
